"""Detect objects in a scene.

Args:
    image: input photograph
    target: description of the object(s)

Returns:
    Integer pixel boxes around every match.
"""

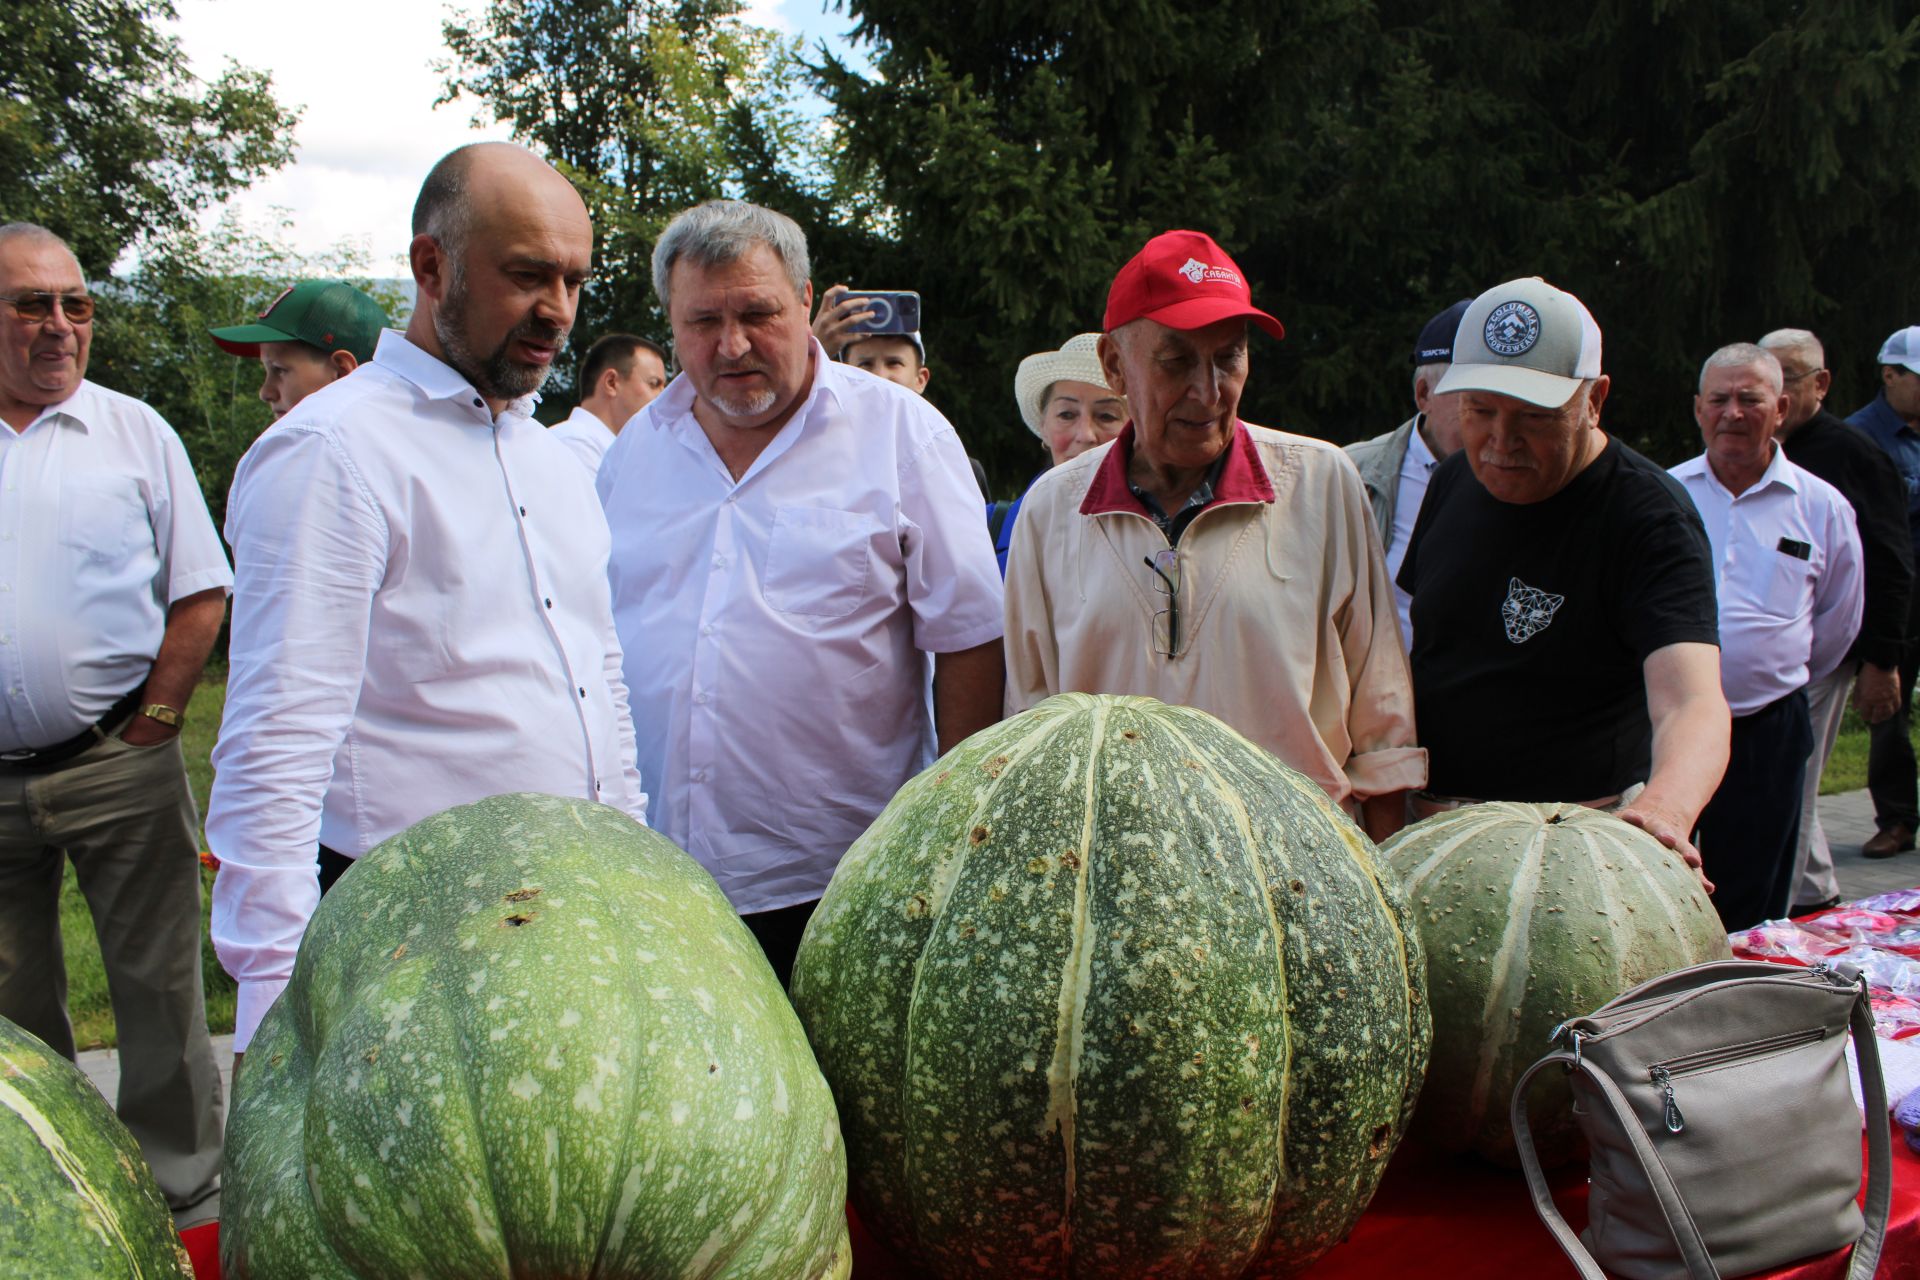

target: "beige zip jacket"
[1004,421,1426,811]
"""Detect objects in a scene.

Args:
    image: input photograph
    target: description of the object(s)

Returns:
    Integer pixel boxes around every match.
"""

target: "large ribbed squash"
[223,792,849,1279]
[791,694,1430,1278]
[1383,802,1730,1166]
[0,1015,191,1278]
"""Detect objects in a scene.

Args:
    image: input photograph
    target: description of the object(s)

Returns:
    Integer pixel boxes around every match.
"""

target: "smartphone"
[843,290,922,336]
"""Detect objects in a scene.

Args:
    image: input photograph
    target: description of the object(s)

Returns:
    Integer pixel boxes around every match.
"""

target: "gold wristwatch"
[139,703,184,728]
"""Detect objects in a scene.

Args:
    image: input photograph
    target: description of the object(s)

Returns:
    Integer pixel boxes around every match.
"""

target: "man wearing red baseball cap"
[1002,230,1424,838]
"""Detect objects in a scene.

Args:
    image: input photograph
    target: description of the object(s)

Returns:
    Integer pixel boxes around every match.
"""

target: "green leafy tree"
[0,0,298,275]
[820,0,1920,479]
[87,213,408,530]
[440,0,835,413]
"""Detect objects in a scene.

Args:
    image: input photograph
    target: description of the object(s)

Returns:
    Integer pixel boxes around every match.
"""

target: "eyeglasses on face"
[1781,367,1826,384]
[1144,548,1180,657]
[0,292,95,325]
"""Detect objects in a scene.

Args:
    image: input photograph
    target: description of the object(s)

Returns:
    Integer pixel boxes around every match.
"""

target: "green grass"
[59,677,233,1050]
[1819,706,1920,796]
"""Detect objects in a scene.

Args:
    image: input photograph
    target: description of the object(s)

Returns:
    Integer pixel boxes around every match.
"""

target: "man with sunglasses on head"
[0,222,229,1228]
[1002,230,1424,841]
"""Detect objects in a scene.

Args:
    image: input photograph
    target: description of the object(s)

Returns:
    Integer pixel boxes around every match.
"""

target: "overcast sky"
[169,0,852,276]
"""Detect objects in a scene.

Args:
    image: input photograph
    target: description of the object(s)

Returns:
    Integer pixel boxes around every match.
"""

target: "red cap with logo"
[1102,230,1285,339]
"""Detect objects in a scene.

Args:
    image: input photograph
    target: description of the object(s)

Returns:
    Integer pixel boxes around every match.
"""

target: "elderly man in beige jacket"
[1003,230,1425,841]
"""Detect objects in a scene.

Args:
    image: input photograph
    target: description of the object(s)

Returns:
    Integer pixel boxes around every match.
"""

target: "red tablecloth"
[182,1135,1920,1278]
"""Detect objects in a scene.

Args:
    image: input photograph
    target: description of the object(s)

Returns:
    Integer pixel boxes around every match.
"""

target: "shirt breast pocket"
[1762,550,1814,618]
[764,505,876,619]
[58,474,146,566]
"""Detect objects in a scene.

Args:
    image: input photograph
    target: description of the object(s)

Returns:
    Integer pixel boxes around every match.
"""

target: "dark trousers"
[1868,590,1920,832]
[1699,689,1815,932]
[318,844,354,895]
[741,898,819,989]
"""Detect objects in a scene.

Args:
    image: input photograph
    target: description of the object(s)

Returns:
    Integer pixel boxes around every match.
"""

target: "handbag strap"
[1511,986,1893,1280]
[1513,1052,1719,1279]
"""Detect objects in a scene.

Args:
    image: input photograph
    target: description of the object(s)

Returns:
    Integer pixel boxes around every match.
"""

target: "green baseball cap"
[209,280,390,364]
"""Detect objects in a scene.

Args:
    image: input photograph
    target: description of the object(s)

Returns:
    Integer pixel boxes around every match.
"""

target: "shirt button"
[577,687,587,698]
[700,624,714,637]
[726,495,738,505]
[712,555,727,570]
[544,598,553,609]
[693,770,708,783]
[594,780,602,793]
[694,692,710,705]
[519,506,527,516]
[473,397,484,408]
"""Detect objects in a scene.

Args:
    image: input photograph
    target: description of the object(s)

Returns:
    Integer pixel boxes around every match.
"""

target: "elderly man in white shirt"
[1671,343,1864,930]
[209,143,648,1068]
[549,332,668,475]
[599,200,1004,985]
[0,222,230,1226]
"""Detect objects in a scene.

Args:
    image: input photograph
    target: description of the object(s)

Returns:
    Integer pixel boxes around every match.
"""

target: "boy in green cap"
[210,280,390,420]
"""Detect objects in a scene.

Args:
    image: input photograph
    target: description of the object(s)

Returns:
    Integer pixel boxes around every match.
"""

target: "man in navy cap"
[210,280,389,422]
[1347,298,1472,647]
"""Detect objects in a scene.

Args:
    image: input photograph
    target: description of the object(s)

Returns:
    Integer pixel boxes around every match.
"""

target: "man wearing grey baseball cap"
[1397,277,1730,872]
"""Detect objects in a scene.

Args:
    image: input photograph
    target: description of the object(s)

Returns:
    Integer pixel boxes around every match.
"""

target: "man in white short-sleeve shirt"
[549,332,668,475]
[209,143,648,1066]
[599,200,1005,984]
[0,222,230,1226]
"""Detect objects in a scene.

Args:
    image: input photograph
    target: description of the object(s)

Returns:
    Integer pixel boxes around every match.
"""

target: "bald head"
[405,143,593,412]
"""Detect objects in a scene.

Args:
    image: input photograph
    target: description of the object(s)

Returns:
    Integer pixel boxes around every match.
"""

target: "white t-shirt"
[598,340,1004,913]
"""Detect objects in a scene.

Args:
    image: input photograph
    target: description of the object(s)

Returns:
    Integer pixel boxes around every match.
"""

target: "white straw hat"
[1014,333,1112,438]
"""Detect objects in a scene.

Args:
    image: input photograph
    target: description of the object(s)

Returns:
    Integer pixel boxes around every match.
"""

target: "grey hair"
[1758,327,1826,370]
[1412,360,1448,403]
[1699,343,1783,394]
[651,200,809,313]
[0,222,72,257]
[411,146,479,270]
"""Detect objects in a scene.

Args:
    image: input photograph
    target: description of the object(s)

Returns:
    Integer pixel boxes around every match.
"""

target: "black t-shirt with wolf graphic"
[1398,437,1719,801]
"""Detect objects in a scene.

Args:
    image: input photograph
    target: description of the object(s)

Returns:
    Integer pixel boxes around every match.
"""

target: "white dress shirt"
[210,331,647,1049]
[1386,422,1437,648]
[1671,445,1864,717]
[0,380,231,749]
[548,404,615,476]
[598,341,1004,914]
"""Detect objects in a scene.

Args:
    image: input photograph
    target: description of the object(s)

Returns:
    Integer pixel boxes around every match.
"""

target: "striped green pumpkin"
[222,792,849,1279]
[1383,802,1730,1166]
[0,1014,191,1278]
[791,694,1430,1277]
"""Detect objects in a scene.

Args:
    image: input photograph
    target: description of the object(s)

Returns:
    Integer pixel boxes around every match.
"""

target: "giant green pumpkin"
[791,694,1430,1278]
[0,1014,192,1278]
[223,792,849,1279]
[1383,802,1730,1166]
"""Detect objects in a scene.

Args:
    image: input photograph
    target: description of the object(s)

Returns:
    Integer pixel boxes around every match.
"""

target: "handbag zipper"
[1646,1026,1828,1133]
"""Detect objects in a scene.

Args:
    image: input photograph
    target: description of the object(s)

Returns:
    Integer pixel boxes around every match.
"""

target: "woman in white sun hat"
[989,333,1129,574]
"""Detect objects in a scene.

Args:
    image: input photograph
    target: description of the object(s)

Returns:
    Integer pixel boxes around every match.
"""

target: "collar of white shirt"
[16,381,103,435]
[1404,416,1437,474]
[372,329,541,421]
[565,404,615,436]
[1674,440,1801,500]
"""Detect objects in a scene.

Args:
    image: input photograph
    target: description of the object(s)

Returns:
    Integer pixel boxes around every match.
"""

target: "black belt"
[0,685,147,772]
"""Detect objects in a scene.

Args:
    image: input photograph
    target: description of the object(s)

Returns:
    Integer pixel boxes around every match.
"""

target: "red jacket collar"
[1080,421,1276,517]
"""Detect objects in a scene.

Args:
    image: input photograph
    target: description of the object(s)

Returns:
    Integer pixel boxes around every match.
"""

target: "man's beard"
[707,358,779,419]
[435,272,565,402]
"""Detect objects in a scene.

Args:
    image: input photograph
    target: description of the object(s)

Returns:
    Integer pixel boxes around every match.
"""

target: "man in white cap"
[1398,277,1729,867]
[1847,325,1920,857]
[1670,344,1862,928]
[1346,298,1472,647]
[1004,230,1423,840]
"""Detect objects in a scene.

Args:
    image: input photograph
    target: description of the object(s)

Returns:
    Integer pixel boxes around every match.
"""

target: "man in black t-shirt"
[1399,277,1729,868]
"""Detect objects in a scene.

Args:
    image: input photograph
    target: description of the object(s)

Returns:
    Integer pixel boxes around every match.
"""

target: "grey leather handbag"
[1511,959,1891,1279]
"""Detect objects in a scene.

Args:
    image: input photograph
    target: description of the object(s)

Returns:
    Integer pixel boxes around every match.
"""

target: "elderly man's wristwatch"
[139,703,184,728]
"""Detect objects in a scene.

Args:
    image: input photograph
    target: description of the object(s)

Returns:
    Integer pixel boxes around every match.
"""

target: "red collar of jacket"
[1080,421,1276,517]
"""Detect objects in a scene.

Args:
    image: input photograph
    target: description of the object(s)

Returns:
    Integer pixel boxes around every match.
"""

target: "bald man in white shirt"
[0,222,229,1226]
[1670,344,1863,929]
[209,143,648,1069]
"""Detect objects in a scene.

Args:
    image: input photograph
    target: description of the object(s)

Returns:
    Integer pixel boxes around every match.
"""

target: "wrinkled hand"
[1616,799,1714,894]
[1853,663,1903,725]
[118,715,182,748]
[810,283,876,355]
